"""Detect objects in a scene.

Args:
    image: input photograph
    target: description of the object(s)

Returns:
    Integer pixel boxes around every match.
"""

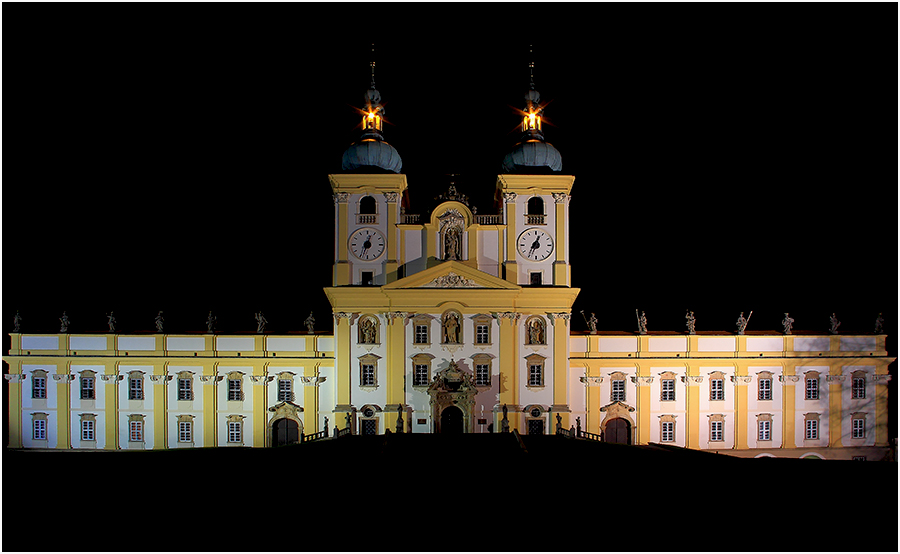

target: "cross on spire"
[369,43,376,88]
[528,44,535,89]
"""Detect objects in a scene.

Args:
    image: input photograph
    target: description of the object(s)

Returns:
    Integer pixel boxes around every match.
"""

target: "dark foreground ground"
[3,433,897,552]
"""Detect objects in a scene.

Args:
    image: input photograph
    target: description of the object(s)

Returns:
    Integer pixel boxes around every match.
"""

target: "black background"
[1,4,897,552]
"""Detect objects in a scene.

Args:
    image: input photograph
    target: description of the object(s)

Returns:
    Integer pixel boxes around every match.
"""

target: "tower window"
[530,272,543,286]
[527,196,545,215]
[361,271,374,286]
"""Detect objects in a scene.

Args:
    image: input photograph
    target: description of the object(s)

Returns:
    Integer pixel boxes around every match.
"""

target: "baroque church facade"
[3,69,895,461]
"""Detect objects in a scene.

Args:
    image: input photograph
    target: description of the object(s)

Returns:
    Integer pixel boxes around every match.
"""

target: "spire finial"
[528,44,535,89]
[369,43,376,89]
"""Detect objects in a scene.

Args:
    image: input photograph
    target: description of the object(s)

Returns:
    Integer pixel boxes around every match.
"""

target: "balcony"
[525,214,546,225]
[357,214,377,224]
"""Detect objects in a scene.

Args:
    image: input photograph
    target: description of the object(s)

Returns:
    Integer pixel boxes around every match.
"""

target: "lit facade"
[3,72,894,461]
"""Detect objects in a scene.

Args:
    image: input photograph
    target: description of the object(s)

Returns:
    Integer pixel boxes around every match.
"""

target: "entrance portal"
[272,418,299,447]
[604,418,631,445]
[440,406,463,434]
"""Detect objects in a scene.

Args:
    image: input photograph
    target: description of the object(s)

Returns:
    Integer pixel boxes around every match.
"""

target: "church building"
[3,64,894,462]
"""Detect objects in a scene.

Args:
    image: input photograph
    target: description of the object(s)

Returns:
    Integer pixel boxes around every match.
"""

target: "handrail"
[301,429,328,442]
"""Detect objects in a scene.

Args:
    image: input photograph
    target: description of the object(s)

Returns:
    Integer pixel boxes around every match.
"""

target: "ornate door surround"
[427,359,478,433]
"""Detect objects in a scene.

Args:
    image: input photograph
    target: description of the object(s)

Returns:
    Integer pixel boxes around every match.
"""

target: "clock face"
[349,228,386,261]
[517,228,554,261]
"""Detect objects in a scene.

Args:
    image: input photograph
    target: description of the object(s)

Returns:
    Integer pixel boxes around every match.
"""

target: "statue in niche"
[444,227,461,260]
[13,311,21,333]
[155,311,164,333]
[59,311,71,333]
[360,318,377,344]
[735,311,752,335]
[527,318,545,344]
[206,311,217,333]
[442,312,460,343]
[107,312,117,333]
[304,312,316,334]
[782,313,794,335]
[874,313,884,334]
[829,313,841,335]
[685,310,696,335]
[255,311,267,334]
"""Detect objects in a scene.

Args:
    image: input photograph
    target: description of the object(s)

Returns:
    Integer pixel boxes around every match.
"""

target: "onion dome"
[341,57,402,173]
[501,61,562,174]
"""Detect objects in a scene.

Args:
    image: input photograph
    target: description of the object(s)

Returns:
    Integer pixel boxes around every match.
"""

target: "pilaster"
[683,363,702,449]
[552,192,568,286]
[503,192,517,284]
[827,371,844,448]
[731,372,751,449]
[549,313,570,429]
[384,192,399,282]
[151,365,170,449]
[633,371,653,445]
[334,193,350,286]
[873,372,892,446]
[251,365,269,447]
[780,363,799,449]
[54,365,73,449]
[303,363,320,435]
[201,362,219,447]
[385,311,406,408]
[4,362,24,447]
[102,369,122,450]
[497,312,519,429]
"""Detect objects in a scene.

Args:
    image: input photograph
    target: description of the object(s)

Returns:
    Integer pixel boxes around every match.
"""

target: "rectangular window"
[81,420,94,441]
[179,421,192,442]
[227,379,242,401]
[710,379,724,401]
[414,324,429,344]
[80,377,95,400]
[129,421,143,442]
[33,419,46,440]
[33,377,46,399]
[475,364,490,386]
[758,420,771,441]
[611,380,626,402]
[527,419,545,435]
[758,378,772,401]
[413,364,429,386]
[805,419,818,440]
[228,421,242,443]
[475,324,489,344]
[852,418,865,439]
[178,378,192,401]
[530,272,543,286]
[277,379,292,402]
[361,419,377,435]
[661,421,674,442]
[361,365,375,386]
[129,378,143,400]
[805,378,819,400]
[528,365,543,387]
[710,421,723,441]
[852,377,865,399]
[660,379,675,401]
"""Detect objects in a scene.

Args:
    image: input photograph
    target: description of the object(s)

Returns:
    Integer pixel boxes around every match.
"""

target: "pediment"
[382,261,520,291]
[599,401,635,413]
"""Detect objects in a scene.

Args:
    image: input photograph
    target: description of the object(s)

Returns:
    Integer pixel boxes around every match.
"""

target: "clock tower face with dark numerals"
[349,228,385,261]
[517,228,554,261]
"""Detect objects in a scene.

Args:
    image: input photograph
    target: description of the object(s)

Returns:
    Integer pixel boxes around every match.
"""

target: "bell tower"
[499,49,572,287]
[331,47,406,286]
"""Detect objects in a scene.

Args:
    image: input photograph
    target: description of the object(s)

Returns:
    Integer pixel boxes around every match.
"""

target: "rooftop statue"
[782,313,794,335]
[829,313,841,335]
[304,312,315,334]
[735,311,752,335]
[581,311,598,334]
[635,310,648,335]
[206,311,216,333]
[874,313,884,334]
[13,311,21,333]
[59,311,70,333]
[255,311,268,334]
[107,312,116,333]
[155,311,164,333]
[685,310,696,335]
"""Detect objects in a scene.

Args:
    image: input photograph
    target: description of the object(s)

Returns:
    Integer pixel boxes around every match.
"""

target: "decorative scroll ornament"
[632,376,654,386]
[547,312,572,324]
[299,376,327,387]
[100,374,123,382]
[825,375,846,383]
[494,312,521,324]
[580,376,604,386]
[731,375,752,385]
[682,375,704,384]
[551,192,568,204]
[502,192,517,203]
[383,191,400,203]
[149,375,171,384]
[250,375,272,386]
[873,374,892,384]
[384,311,407,322]
[3,374,26,383]
[424,273,480,288]
[52,374,75,382]
[333,192,350,204]
[779,375,800,383]
[199,375,222,384]
[333,312,353,325]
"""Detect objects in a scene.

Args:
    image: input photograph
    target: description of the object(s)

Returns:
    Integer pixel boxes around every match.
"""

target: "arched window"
[527,196,545,216]
[359,195,377,214]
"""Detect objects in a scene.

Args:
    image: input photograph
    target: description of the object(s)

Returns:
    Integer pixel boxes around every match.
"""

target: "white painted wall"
[70,336,107,351]
[117,336,156,351]
[21,336,59,350]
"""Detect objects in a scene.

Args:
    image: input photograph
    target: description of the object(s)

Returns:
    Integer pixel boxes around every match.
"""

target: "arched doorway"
[272,418,300,447]
[604,418,631,445]
[441,406,463,434]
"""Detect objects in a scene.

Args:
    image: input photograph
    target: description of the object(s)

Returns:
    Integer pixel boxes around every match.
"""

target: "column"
[151,366,170,449]
[873,372,892,446]
[633,371,652,446]
[549,313,571,429]
[200,363,219,447]
[53,367,73,449]
[683,364,702,450]
[580,368,602,435]
[102,371,122,450]
[334,193,351,286]
[385,312,406,409]
[4,369,24,448]
[251,364,269,447]
[302,363,320,435]
[333,312,353,427]
[732,373,751,450]
[497,312,519,430]
[827,372,845,448]
[780,368,799,449]
[384,192,399,282]
[503,193,517,284]
[552,192,568,286]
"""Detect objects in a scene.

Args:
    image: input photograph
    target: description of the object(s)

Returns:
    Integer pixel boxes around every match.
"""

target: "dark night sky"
[3,4,896,345]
